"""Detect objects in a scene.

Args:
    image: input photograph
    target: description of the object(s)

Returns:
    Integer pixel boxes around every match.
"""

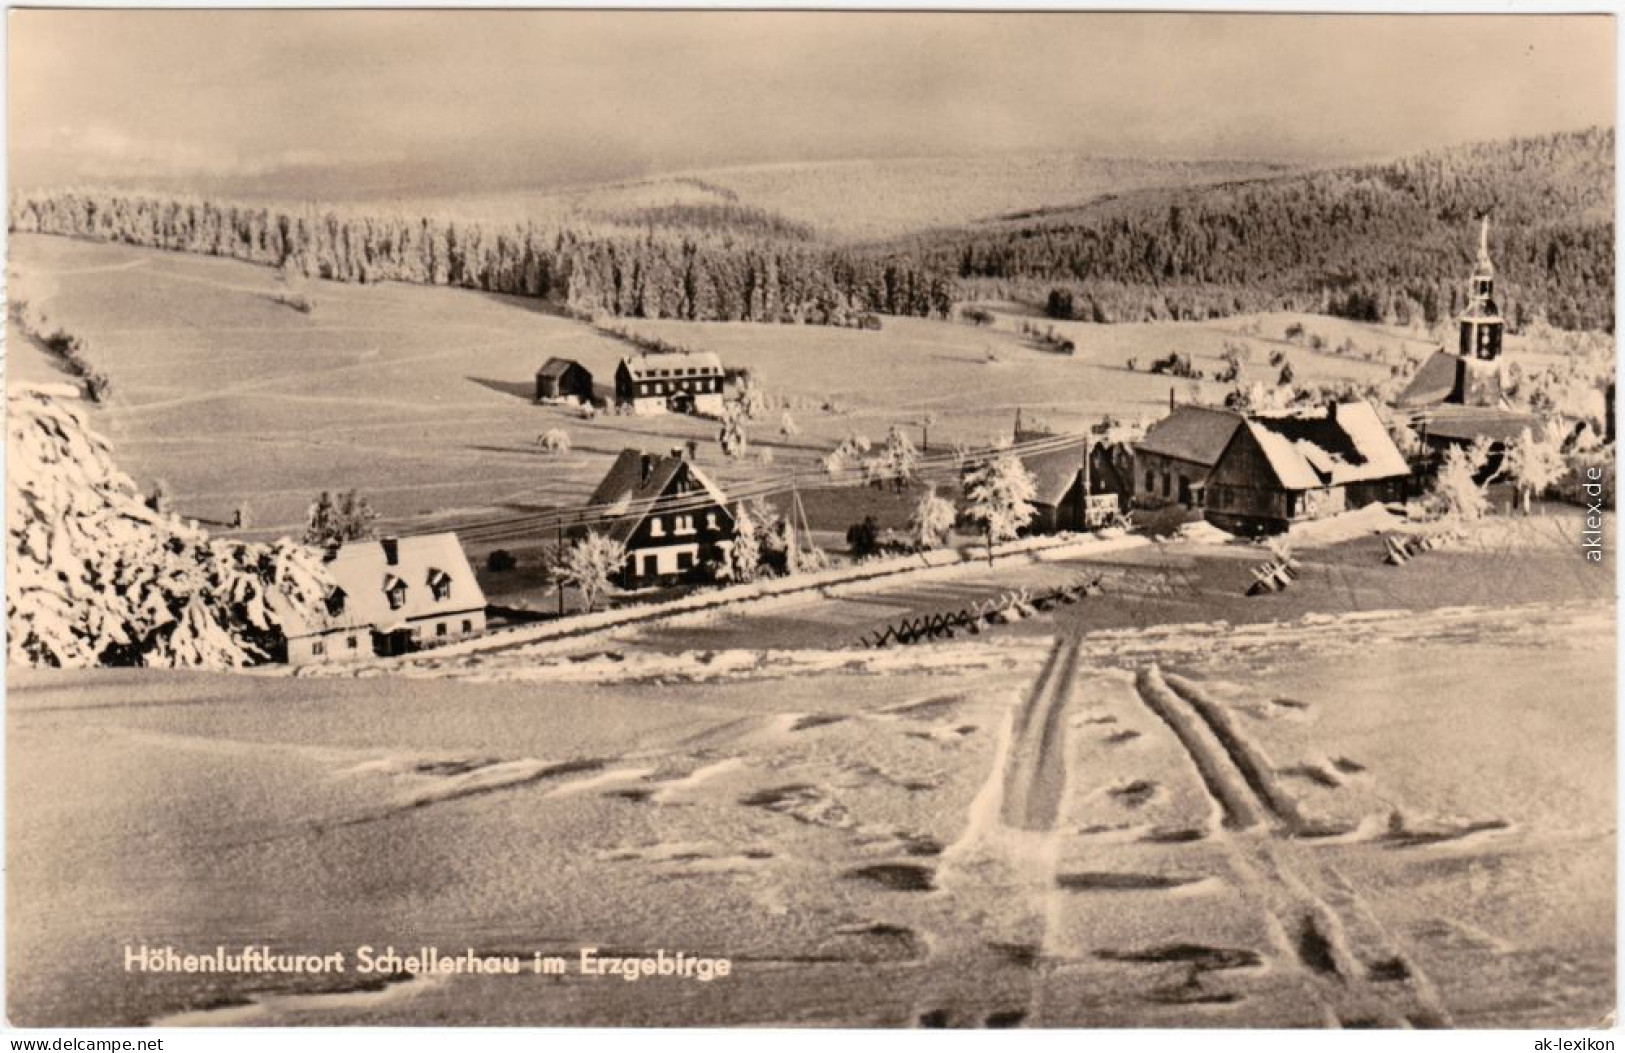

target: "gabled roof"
[588,449,732,545]
[619,351,724,381]
[1223,401,1410,492]
[1020,443,1087,506]
[1399,350,1506,409]
[1398,350,1460,408]
[1136,405,1244,467]
[537,357,588,379]
[281,533,485,639]
[1418,405,1539,446]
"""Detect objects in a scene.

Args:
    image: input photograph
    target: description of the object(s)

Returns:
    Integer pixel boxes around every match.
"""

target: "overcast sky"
[8,11,1616,199]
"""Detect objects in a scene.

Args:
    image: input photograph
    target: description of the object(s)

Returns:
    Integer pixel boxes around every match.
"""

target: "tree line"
[8,191,954,324]
[914,127,1615,332]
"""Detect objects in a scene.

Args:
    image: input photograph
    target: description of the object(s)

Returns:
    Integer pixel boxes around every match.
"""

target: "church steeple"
[1458,214,1503,363]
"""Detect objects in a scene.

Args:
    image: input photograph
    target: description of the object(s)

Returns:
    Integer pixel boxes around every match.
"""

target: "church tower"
[1457,215,1504,362]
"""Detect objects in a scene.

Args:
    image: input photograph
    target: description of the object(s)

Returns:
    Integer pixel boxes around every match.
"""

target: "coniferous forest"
[8,127,1614,332]
[911,127,1615,332]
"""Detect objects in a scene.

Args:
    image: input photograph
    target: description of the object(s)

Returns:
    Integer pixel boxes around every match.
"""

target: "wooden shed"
[535,358,594,403]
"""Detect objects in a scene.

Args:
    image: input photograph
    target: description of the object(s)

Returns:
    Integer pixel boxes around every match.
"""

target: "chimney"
[1169,386,1176,412]
[640,452,655,484]
[685,439,699,461]
[671,445,688,462]
[381,536,399,566]
[1327,402,1339,423]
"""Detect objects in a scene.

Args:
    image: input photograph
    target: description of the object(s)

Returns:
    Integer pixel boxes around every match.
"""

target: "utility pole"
[556,521,566,618]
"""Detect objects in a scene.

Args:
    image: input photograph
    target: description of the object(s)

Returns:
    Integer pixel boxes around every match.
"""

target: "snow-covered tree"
[1503,425,1567,514]
[909,487,957,550]
[963,450,1037,550]
[302,489,378,547]
[718,401,750,460]
[728,370,771,421]
[1426,443,1490,522]
[864,425,921,491]
[726,502,763,583]
[7,388,335,668]
[553,531,625,613]
[823,431,872,476]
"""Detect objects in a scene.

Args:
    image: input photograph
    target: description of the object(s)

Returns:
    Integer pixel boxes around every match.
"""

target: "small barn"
[587,447,736,586]
[1133,405,1244,508]
[1203,401,1411,536]
[535,358,594,403]
[615,352,726,416]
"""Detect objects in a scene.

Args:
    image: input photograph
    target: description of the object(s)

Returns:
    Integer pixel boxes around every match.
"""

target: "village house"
[587,447,735,586]
[1398,217,1538,465]
[1132,404,1244,508]
[1018,440,1125,533]
[615,351,727,416]
[1202,401,1411,536]
[535,357,594,403]
[280,533,487,664]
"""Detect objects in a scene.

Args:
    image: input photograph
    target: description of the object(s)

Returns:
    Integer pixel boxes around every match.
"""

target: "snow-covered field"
[9,584,1613,1027]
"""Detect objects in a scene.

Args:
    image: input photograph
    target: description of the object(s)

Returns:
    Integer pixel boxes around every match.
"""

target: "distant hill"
[891,127,1615,331]
[9,130,1613,332]
[663,154,1299,242]
[300,153,1298,243]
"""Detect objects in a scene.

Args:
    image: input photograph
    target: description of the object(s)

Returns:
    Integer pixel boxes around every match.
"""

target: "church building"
[1396,217,1537,459]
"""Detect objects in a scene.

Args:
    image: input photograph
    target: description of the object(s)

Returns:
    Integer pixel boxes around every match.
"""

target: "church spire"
[1475,213,1495,280]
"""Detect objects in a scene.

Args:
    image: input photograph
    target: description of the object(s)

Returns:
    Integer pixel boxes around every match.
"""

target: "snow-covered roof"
[1230,401,1410,491]
[281,533,485,639]
[619,351,724,380]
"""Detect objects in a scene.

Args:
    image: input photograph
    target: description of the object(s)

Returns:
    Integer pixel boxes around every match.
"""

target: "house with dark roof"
[280,533,487,664]
[1132,404,1244,508]
[615,351,726,416]
[1018,441,1125,533]
[1203,401,1411,536]
[586,447,736,586]
[535,357,594,403]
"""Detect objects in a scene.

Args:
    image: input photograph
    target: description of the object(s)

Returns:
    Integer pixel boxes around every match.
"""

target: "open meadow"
[9,232,1478,557]
[9,520,1614,1026]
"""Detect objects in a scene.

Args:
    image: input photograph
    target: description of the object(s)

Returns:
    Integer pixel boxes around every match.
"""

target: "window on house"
[677,551,694,571]
[461,619,473,634]
[325,588,346,616]
[312,640,325,656]
[427,570,451,602]
[674,514,695,535]
[650,517,665,537]
[705,512,718,530]
[386,581,407,610]
[436,623,447,637]
[1161,472,1171,498]
[347,636,358,650]
[642,553,659,578]
[1145,469,1155,492]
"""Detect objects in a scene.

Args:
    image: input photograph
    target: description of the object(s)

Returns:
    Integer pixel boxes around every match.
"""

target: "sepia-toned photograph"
[3,7,1617,1033]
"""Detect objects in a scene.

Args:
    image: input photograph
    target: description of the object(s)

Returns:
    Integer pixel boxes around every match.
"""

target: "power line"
[451,429,1100,544]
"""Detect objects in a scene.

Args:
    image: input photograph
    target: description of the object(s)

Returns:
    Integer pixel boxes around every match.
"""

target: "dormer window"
[325,588,347,617]
[427,568,452,602]
[384,574,408,611]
